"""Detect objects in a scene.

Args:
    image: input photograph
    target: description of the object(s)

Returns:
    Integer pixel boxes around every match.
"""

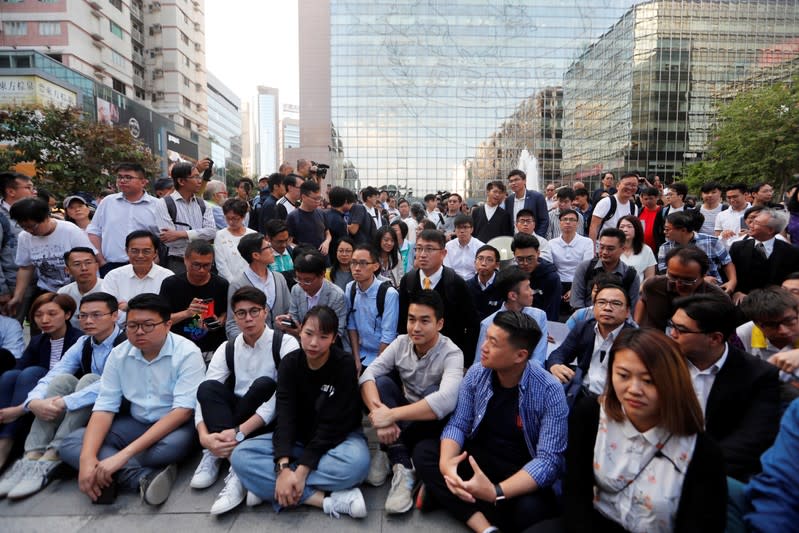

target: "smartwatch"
[234,426,245,443]
[494,483,506,504]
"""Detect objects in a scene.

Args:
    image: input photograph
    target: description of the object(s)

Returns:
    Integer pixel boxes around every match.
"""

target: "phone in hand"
[280,318,298,329]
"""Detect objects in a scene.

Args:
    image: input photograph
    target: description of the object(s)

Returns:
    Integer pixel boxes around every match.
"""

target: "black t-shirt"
[287,208,327,250]
[324,208,348,243]
[159,273,228,353]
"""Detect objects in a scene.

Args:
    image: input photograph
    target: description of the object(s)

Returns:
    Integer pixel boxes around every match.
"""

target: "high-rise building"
[240,100,253,177]
[253,86,279,177]
[298,0,799,198]
[206,71,242,182]
[0,0,208,137]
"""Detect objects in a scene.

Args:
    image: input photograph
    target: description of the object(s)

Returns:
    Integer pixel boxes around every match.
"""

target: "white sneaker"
[0,459,32,498]
[190,450,221,489]
[366,450,390,486]
[8,460,61,500]
[323,487,367,519]
[385,464,415,514]
[209,470,246,515]
[246,491,263,507]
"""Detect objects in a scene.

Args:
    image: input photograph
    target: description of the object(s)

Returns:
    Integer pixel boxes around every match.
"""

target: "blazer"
[563,396,727,533]
[17,323,83,370]
[705,345,780,481]
[466,273,501,321]
[398,266,480,364]
[504,189,549,237]
[288,279,348,341]
[546,318,637,371]
[225,269,291,340]
[472,205,512,243]
[729,238,799,294]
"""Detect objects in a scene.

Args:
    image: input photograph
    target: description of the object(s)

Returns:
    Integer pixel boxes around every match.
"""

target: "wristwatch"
[274,461,292,474]
[494,483,506,504]
[234,426,245,443]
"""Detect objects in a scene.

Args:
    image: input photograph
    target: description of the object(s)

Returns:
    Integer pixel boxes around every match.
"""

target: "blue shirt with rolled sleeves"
[474,305,549,368]
[92,332,205,424]
[345,277,399,366]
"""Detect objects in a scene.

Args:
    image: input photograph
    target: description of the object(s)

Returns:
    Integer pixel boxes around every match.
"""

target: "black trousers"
[414,438,557,533]
[196,377,276,434]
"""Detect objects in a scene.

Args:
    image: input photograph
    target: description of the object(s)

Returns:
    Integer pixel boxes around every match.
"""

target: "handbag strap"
[604,433,673,495]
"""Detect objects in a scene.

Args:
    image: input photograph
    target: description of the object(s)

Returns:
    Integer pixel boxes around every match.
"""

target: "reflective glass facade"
[325,0,799,199]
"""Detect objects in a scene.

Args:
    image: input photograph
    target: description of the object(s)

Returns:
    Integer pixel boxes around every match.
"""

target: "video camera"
[310,161,329,180]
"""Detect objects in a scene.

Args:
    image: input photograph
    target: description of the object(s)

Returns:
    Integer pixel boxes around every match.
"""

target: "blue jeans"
[59,415,196,490]
[231,431,370,511]
[0,366,48,439]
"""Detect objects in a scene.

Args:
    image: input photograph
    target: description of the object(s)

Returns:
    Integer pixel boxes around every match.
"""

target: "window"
[109,20,123,39]
[109,0,122,9]
[183,96,191,107]
[180,31,189,45]
[3,22,27,36]
[112,77,126,95]
[38,22,61,36]
[111,51,125,66]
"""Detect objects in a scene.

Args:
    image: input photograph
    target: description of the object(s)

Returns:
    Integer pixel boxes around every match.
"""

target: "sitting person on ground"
[0,293,81,473]
[0,315,25,374]
[414,311,567,532]
[230,306,371,519]
[264,219,296,288]
[59,293,205,505]
[57,247,103,329]
[443,214,485,281]
[159,240,228,360]
[548,208,594,310]
[511,232,562,321]
[475,267,548,368]
[564,273,626,330]
[514,208,553,263]
[225,233,290,340]
[562,328,727,532]
[359,290,463,514]
[345,244,399,373]
[191,287,299,515]
[213,198,257,282]
[374,226,404,287]
[325,237,354,291]
[466,245,502,321]
[669,293,781,481]
[389,219,412,273]
[0,293,123,500]
[547,284,637,401]
[570,228,640,311]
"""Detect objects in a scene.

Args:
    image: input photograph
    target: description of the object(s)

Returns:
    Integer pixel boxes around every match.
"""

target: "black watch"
[274,461,291,474]
[494,483,506,504]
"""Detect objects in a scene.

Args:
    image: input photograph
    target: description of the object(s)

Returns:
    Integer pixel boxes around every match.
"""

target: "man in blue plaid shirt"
[413,311,568,533]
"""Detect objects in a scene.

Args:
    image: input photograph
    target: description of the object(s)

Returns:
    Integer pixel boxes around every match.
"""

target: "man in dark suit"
[731,208,799,305]
[505,169,548,237]
[670,293,780,481]
[473,180,513,243]
[398,229,480,364]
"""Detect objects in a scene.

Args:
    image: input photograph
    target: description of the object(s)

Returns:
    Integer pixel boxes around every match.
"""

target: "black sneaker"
[139,464,177,506]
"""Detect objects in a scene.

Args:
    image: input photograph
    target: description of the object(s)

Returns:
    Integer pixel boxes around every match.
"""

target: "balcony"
[133,74,144,87]
[132,51,144,65]
[131,27,143,43]
[130,2,142,20]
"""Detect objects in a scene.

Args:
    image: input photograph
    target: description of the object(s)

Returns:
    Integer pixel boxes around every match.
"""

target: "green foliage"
[684,78,799,194]
[0,105,160,197]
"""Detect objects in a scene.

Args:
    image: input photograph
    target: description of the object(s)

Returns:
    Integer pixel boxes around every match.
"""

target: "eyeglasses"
[560,218,578,223]
[666,319,706,336]
[414,247,442,255]
[517,218,534,224]
[304,194,322,202]
[69,260,97,269]
[233,307,265,319]
[515,254,537,264]
[594,298,625,310]
[78,312,113,321]
[124,321,165,333]
[756,314,799,331]
[350,260,376,268]
[127,248,154,256]
[296,277,318,286]
[189,262,213,271]
[666,274,699,287]
[260,244,273,252]
[475,256,496,264]
[116,174,139,182]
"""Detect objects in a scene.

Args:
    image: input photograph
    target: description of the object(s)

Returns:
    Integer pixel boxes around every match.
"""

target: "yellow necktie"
[423,277,431,290]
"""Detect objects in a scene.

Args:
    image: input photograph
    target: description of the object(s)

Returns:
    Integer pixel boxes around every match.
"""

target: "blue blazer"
[504,189,549,237]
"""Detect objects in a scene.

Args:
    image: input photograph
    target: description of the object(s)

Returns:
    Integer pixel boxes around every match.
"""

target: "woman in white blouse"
[213,198,255,281]
[618,215,656,286]
[562,328,726,532]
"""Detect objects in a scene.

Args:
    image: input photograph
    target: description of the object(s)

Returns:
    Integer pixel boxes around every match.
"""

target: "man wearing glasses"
[511,232,562,321]
[57,247,104,329]
[570,228,640,311]
[155,162,217,274]
[60,293,205,505]
[285,180,332,256]
[159,241,229,361]
[0,171,36,318]
[635,246,726,331]
[87,162,161,276]
[669,293,780,482]
[100,230,173,327]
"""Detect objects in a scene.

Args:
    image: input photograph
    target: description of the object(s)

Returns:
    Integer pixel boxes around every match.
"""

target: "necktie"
[755,242,767,259]
[423,277,431,290]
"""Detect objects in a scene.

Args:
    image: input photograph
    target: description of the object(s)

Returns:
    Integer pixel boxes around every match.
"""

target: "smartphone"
[202,159,214,180]
[280,318,297,328]
[203,317,222,330]
[200,298,213,304]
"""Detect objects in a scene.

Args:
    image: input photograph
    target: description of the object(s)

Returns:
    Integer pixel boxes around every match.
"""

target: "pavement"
[0,440,464,533]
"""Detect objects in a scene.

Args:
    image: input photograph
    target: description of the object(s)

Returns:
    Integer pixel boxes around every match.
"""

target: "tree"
[684,78,799,194]
[0,105,160,198]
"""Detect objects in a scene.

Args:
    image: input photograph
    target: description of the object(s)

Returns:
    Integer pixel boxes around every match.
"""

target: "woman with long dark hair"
[374,226,403,287]
[618,215,656,285]
[325,237,355,291]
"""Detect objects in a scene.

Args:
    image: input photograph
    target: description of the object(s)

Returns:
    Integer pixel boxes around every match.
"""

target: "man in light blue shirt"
[59,293,205,506]
[346,244,399,372]
[475,267,549,368]
[0,293,123,500]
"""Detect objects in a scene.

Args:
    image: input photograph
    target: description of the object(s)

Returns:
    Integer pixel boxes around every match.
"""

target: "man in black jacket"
[253,173,285,233]
[473,180,512,243]
[511,233,562,321]
[398,229,480,364]
[670,293,780,481]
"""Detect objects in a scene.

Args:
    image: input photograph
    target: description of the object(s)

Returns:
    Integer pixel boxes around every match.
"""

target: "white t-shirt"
[16,220,96,292]
[699,204,723,235]
[58,280,103,328]
[714,205,749,249]
[591,194,636,236]
[621,246,657,285]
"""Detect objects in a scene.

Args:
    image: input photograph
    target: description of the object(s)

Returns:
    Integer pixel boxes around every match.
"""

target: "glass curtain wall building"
[319,0,799,199]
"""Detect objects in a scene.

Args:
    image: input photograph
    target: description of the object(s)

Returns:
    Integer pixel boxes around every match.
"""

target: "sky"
[204,1,299,110]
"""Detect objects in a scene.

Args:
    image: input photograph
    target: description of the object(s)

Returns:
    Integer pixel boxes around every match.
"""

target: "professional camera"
[310,161,329,180]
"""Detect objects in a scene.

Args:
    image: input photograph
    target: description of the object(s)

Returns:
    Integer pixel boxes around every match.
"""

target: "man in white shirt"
[549,209,595,303]
[58,247,103,328]
[588,173,639,245]
[715,183,750,250]
[444,215,485,280]
[397,199,418,245]
[101,230,173,326]
[190,286,299,515]
[423,194,445,230]
[87,162,161,275]
[699,182,725,235]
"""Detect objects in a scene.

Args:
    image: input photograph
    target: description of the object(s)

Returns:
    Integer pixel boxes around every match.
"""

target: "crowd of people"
[0,161,797,533]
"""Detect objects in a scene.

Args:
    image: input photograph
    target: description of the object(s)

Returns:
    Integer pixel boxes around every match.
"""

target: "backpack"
[224,329,283,389]
[600,195,637,228]
[348,280,391,320]
[158,195,208,264]
[0,210,12,250]
[583,258,637,297]
[77,330,128,378]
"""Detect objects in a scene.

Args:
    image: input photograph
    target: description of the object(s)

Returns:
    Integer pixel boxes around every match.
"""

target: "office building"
[253,86,279,176]
[206,71,242,181]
